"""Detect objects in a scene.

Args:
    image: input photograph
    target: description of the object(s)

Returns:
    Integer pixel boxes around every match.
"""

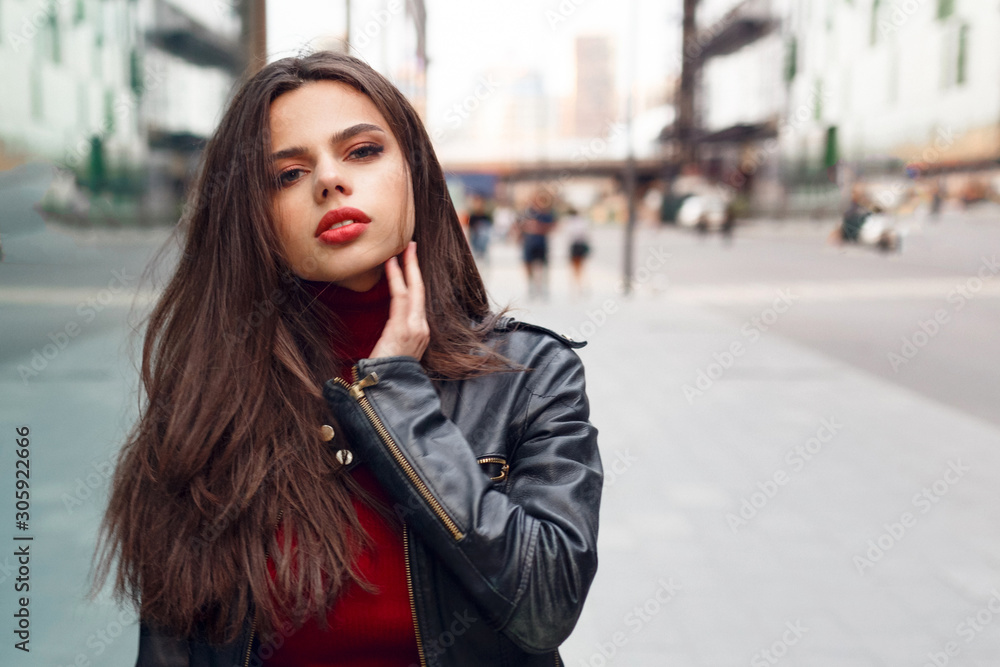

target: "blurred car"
[676,194,730,233]
[660,192,693,223]
[858,210,902,252]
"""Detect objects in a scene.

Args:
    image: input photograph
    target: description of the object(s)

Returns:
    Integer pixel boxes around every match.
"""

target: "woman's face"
[269,80,415,291]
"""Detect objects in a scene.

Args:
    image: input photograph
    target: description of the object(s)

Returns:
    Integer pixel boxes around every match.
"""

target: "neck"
[303,272,391,369]
[332,266,384,292]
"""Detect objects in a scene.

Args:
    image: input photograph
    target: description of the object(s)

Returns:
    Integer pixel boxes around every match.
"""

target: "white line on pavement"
[665,278,1000,304]
[0,287,160,307]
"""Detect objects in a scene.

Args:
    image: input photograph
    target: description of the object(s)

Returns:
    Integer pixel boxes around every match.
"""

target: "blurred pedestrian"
[930,179,944,219]
[837,185,870,244]
[720,201,735,243]
[564,207,591,296]
[467,192,493,263]
[517,190,556,299]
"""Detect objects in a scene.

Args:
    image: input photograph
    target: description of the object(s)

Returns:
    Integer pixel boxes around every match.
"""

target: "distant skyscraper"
[574,36,615,138]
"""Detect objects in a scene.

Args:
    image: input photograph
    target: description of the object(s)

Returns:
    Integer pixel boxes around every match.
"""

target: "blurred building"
[140,0,244,221]
[0,1,146,183]
[0,0,246,224]
[782,0,1000,210]
[691,0,784,214]
[333,0,428,118]
[430,66,554,164]
[573,35,616,138]
[675,0,1000,216]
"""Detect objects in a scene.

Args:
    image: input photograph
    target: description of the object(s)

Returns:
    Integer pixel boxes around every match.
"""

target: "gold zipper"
[555,650,562,665]
[475,455,509,482]
[332,366,465,541]
[403,523,428,667]
[243,508,284,666]
[242,617,256,667]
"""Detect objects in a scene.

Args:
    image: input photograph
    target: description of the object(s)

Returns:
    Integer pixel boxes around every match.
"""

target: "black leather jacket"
[134,317,603,667]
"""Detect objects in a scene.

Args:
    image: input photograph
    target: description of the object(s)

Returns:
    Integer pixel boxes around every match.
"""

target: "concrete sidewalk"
[485,236,1000,666]
[2,225,997,666]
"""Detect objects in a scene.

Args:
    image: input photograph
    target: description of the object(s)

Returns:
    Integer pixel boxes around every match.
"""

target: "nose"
[313,154,351,202]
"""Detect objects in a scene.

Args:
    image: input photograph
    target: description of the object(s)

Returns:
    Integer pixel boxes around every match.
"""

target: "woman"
[94,51,602,667]
[564,207,591,297]
[517,190,557,300]
[466,192,493,263]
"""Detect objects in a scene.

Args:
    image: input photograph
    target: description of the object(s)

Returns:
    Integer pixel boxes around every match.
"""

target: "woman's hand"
[370,241,430,361]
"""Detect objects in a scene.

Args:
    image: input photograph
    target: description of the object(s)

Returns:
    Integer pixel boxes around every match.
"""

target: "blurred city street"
[488,210,1000,666]
[2,0,1000,664]
[0,218,170,667]
[2,206,999,665]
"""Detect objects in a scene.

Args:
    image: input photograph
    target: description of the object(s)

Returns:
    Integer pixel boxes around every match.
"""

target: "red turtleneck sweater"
[263,272,421,667]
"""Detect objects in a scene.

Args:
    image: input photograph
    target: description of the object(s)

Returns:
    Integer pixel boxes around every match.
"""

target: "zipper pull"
[349,372,379,399]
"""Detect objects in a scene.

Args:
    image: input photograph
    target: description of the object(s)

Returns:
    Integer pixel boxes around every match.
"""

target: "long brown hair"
[93,51,513,644]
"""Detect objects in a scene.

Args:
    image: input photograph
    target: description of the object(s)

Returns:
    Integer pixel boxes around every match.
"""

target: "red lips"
[315,207,372,237]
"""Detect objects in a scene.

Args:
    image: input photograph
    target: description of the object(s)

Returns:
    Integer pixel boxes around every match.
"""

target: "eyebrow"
[270,123,387,161]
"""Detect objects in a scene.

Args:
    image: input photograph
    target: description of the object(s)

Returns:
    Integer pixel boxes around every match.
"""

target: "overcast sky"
[267,0,682,130]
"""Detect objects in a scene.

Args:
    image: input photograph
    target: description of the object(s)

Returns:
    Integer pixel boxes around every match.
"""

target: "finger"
[385,254,404,294]
[384,255,409,318]
[404,242,425,320]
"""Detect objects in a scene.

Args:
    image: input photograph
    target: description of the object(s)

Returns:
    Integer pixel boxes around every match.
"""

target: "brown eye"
[277,168,304,187]
[349,144,384,160]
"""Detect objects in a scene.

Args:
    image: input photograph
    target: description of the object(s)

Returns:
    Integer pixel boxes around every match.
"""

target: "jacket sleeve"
[322,343,603,653]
